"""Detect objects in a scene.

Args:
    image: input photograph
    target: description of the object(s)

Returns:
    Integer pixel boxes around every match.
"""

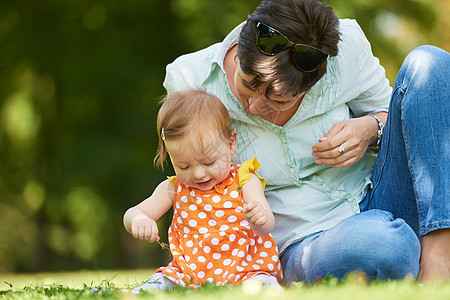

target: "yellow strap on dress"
[237,157,266,190]
[167,176,177,187]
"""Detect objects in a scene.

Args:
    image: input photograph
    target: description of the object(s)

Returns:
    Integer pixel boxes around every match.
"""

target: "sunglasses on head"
[255,21,328,73]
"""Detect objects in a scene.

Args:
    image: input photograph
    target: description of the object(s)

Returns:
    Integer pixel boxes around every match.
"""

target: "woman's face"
[233,61,304,118]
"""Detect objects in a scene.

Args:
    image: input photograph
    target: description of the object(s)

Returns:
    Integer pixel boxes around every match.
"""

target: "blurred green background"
[0,0,448,273]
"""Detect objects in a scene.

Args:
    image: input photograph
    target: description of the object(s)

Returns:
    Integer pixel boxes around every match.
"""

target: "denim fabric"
[361,45,450,237]
[281,210,420,283]
[281,45,449,283]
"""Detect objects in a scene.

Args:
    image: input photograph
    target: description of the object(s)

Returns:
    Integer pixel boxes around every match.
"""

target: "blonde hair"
[154,89,234,169]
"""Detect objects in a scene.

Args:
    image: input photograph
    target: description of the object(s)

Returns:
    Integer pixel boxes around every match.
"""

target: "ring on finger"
[338,145,345,155]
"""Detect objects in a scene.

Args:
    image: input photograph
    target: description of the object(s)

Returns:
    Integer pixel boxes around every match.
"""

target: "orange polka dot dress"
[156,159,282,289]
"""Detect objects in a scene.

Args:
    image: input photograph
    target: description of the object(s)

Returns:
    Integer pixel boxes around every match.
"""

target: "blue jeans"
[281,45,450,284]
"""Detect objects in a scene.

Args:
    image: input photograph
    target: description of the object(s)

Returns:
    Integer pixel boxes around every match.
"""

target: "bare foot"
[418,228,450,282]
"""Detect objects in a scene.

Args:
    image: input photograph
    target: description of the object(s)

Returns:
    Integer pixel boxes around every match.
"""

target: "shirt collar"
[201,21,246,86]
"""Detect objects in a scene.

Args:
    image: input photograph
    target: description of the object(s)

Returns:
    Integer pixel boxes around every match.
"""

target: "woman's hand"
[131,214,160,243]
[311,114,385,168]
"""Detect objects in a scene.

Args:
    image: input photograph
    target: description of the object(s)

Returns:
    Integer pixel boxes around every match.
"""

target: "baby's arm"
[123,179,174,243]
[241,173,275,236]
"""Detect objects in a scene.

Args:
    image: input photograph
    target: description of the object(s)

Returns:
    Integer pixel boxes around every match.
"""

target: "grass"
[0,269,449,299]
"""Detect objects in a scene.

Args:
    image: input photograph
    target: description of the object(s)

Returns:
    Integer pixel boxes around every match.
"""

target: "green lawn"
[1,269,449,299]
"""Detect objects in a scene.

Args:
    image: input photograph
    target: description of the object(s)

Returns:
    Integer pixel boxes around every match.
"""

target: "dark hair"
[237,0,340,98]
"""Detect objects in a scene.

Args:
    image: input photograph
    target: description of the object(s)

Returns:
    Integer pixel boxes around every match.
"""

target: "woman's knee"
[338,210,420,279]
[400,45,449,85]
[312,211,420,280]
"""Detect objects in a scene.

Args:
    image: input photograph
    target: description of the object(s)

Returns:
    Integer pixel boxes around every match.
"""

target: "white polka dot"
[207,262,213,269]
[189,204,197,211]
[252,264,260,270]
[204,204,213,211]
[264,241,272,248]
[260,252,268,257]
[199,227,208,234]
[192,247,198,254]
[223,270,229,278]
[214,268,223,275]
[180,211,188,218]
[204,233,211,238]
[240,220,249,228]
[271,255,278,262]
[189,220,197,227]
[211,238,220,245]
[166,268,173,273]
[219,231,226,236]
[236,266,244,272]
[249,238,255,245]
[190,190,195,196]
[177,186,182,193]
[208,220,217,226]
[223,201,232,208]
[235,275,240,281]
[256,259,264,264]
[177,217,183,224]
[196,197,202,204]
[241,261,248,266]
[213,253,222,259]
[237,251,245,257]
[221,244,230,251]
[198,271,205,278]
[238,238,246,245]
[229,234,236,242]
[235,206,243,213]
[176,202,181,209]
[180,195,188,203]
[198,256,206,262]
[223,259,232,266]
[215,210,225,217]
[268,264,274,271]
[177,272,184,278]
[230,191,239,198]
[228,215,237,222]
[198,212,207,219]
[185,255,190,262]
[219,225,229,231]
[184,227,190,233]
[212,196,221,203]
[232,249,239,256]
[204,246,211,253]
[222,188,228,195]
[186,240,194,247]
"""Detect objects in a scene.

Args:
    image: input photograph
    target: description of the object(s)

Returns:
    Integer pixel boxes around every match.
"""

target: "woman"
[162,0,449,283]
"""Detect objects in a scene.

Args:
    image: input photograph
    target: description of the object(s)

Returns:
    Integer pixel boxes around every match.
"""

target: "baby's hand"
[131,215,160,243]
[243,201,267,227]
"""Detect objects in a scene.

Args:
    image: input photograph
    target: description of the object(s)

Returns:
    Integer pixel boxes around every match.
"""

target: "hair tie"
[161,127,165,140]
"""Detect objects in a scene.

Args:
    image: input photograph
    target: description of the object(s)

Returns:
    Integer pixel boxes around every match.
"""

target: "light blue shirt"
[163,19,391,253]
